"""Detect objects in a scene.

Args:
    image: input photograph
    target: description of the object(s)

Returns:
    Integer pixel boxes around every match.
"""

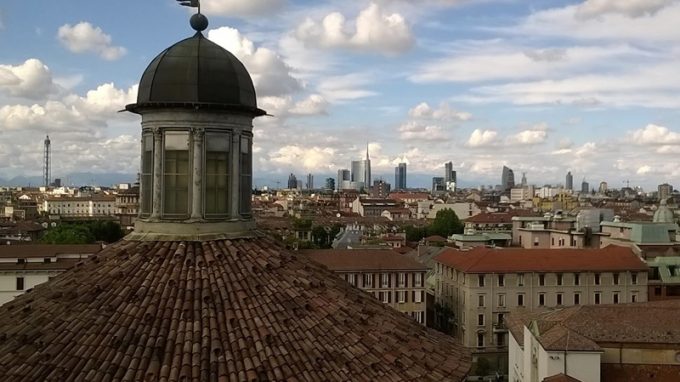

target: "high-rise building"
[521,172,527,187]
[581,178,590,194]
[445,162,457,191]
[598,181,608,194]
[43,135,51,188]
[324,177,335,191]
[287,173,297,189]
[445,162,457,183]
[658,183,673,201]
[432,177,445,194]
[365,144,371,188]
[350,145,372,190]
[306,173,314,190]
[394,163,407,190]
[501,166,515,191]
[566,171,573,191]
[296,180,303,190]
[372,180,391,198]
[337,169,350,191]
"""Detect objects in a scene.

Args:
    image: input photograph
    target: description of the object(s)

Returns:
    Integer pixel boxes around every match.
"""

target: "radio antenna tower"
[43,135,51,188]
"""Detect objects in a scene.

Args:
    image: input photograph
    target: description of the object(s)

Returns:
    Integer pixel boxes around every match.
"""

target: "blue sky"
[1,0,679,189]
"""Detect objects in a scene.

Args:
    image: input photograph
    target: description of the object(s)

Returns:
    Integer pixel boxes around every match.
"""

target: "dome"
[127,32,265,116]
[654,199,675,223]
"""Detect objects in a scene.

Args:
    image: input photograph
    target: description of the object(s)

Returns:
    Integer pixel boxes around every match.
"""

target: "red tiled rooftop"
[424,235,447,242]
[543,374,582,382]
[434,245,648,273]
[0,244,102,258]
[303,249,428,272]
[0,237,469,381]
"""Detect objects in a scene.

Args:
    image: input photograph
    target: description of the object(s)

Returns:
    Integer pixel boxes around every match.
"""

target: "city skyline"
[1,1,680,190]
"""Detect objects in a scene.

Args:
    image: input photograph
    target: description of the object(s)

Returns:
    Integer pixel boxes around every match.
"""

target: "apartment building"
[434,246,648,352]
[0,244,102,305]
[304,249,428,324]
[44,195,117,217]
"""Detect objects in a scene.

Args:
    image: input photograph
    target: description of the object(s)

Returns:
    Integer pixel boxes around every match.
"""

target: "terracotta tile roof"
[302,249,428,272]
[434,245,648,273]
[424,235,447,242]
[0,244,102,258]
[601,364,680,382]
[464,212,538,224]
[510,300,680,353]
[0,236,469,381]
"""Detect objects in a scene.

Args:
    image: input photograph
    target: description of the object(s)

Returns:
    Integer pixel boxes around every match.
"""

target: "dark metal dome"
[127,32,265,116]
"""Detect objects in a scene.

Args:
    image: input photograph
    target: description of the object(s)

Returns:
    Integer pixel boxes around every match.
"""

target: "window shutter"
[388,291,392,303]
[412,291,415,302]
[405,273,409,288]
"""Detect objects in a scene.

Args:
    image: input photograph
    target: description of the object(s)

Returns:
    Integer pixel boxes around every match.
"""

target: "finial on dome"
[190,13,209,32]
[176,0,207,32]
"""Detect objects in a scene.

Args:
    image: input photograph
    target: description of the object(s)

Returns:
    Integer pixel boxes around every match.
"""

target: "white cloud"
[398,121,447,141]
[517,3,680,43]
[466,129,498,147]
[269,145,337,171]
[295,3,414,55]
[0,59,59,100]
[408,102,472,121]
[317,73,377,102]
[290,94,328,115]
[57,22,126,60]
[201,0,284,17]
[576,0,676,19]
[208,27,301,97]
[636,165,652,175]
[628,124,680,146]
[508,123,548,145]
[412,44,643,83]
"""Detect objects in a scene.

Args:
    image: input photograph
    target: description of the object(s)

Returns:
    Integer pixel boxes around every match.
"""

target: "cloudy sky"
[1,0,679,189]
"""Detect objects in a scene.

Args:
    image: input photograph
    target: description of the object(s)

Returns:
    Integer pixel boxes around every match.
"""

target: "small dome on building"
[127,32,265,116]
[653,198,675,223]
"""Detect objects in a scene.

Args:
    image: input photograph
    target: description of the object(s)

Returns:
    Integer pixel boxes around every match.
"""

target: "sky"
[1,0,680,190]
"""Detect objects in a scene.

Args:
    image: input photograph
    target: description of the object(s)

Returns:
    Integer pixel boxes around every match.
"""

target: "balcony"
[492,321,507,333]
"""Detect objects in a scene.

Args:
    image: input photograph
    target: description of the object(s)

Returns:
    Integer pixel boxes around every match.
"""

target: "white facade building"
[0,244,102,305]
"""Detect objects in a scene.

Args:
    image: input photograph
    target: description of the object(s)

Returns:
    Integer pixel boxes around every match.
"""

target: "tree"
[405,225,427,241]
[41,225,95,244]
[428,208,463,238]
[311,226,329,248]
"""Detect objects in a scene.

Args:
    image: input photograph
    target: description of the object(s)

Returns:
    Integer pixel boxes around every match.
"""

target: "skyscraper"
[337,169,350,191]
[658,183,673,200]
[521,172,527,187]
[432,177,445,194]
[325,177,335,191]
[394,163,407,190]
[566,171,573,190]
[445,161,457,191]
[581,178,589,194]
[287,173,297,189]
[364,143,371,188]
[350,144,371,189]
[306,173,314,190]
[501,166,515,191]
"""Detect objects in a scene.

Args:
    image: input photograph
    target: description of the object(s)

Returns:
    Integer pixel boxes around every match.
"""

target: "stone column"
[190,127,204,220]
[230,133,241,220]
[150,127,163,220]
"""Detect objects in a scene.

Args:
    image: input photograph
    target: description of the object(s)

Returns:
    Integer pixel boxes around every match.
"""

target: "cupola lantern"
[125,11,266,240]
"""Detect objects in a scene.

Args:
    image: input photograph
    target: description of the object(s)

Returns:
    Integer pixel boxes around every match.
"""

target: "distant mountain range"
[0,172,484,189]
[0,173,138,188]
